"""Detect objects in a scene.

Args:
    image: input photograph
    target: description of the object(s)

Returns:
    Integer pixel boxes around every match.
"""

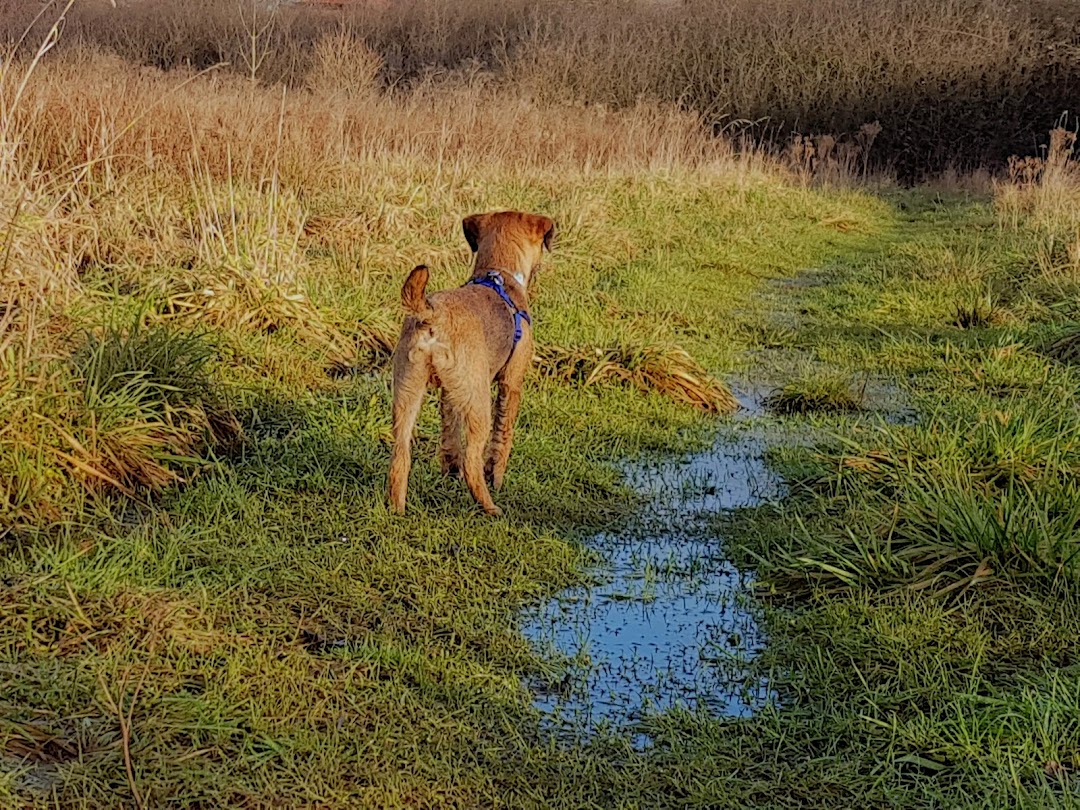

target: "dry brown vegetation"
[537,342,740,414]
[4,0,1079,177]
[995,128,1080,364]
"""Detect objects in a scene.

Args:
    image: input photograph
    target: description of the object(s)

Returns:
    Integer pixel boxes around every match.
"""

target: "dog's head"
[462,211,555,290]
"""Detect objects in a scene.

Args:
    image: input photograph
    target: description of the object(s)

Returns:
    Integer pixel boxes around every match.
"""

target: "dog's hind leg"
[439,390,464,478]
[388,356,428,514]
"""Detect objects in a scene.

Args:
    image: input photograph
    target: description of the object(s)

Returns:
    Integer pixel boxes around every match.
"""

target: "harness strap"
[464,271,532,350]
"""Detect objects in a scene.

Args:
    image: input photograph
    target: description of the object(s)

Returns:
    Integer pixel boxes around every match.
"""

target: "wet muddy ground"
[520,390,785,745]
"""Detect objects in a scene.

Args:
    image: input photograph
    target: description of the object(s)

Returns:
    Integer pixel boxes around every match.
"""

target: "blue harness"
[464,271,532,351]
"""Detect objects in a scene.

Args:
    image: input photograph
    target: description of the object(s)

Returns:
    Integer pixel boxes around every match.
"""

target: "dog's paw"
[484,460,503,490]
[483,504,503,517]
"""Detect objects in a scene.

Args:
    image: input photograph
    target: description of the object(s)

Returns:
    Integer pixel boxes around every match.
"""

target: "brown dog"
[388,211,555,515]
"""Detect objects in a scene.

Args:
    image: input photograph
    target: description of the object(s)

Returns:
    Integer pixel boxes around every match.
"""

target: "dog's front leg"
[486,342,530,490]
[461,391,501,516]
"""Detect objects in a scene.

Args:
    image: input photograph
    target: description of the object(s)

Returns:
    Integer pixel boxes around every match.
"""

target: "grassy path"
[726,193,1080,809]
[4,176,1080,808]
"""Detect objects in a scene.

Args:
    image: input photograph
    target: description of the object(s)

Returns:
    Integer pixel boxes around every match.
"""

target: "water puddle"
[520,390,784,745]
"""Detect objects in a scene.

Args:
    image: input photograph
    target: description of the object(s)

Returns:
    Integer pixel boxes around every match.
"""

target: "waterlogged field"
[3,30,1080,810]
[4,155,869,804]
[521,398,784,745]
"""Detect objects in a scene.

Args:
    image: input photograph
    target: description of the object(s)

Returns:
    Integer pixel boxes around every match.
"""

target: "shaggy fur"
[388,211,555,515]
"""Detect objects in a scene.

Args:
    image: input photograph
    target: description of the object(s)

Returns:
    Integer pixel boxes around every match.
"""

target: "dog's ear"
[540,217,556,252]
[462,214,485,253]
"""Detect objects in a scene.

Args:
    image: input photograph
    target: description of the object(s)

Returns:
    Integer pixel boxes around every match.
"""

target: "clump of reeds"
[1,318,242,533]
[785,121,882,184]
[996,128,1080,231]
[165,268,343,345]
[65,320,239,495]
[535,342,739,414]
[305,29,383,102]
[766,368,865,415]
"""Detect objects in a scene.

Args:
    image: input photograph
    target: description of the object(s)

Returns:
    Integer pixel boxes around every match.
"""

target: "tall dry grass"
[996,128,1080,281]
[4,0,1078,175]
[994,128,1080,363]
[0,14,738,532]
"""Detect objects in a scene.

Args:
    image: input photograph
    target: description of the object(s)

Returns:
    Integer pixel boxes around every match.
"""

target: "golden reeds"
[535,342,739,414]
[5,0,1075,175]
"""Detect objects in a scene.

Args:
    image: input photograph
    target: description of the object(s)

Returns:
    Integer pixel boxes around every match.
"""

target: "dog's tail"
[401,265,434,318]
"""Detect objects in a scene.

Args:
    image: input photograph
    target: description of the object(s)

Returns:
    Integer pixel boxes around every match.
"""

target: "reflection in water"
[521,396,784,745]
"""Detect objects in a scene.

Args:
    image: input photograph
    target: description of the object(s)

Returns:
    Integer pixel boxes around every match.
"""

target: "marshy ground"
[521,396,783,745]
[3,8,1080,807]
[7,172,1080,807]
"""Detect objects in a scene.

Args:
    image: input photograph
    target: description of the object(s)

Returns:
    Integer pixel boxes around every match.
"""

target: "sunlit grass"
[3,9,1080,807]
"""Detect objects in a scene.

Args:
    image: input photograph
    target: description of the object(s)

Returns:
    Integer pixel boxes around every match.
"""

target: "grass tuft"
[952,292,1005,330]
[536,342,740,414]
[63,320,236,495]
[766,368,865,415]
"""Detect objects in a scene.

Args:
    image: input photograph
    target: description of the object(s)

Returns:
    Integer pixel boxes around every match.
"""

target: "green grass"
[724,191,1080,807]
[6,170,1080,808]
[0,169,885,807]
[765,365,866,415]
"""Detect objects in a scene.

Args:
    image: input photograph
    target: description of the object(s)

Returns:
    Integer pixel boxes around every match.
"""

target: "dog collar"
[464,271,532,350]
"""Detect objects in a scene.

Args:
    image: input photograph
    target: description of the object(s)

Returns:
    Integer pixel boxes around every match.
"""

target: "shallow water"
[520,392,784,745]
